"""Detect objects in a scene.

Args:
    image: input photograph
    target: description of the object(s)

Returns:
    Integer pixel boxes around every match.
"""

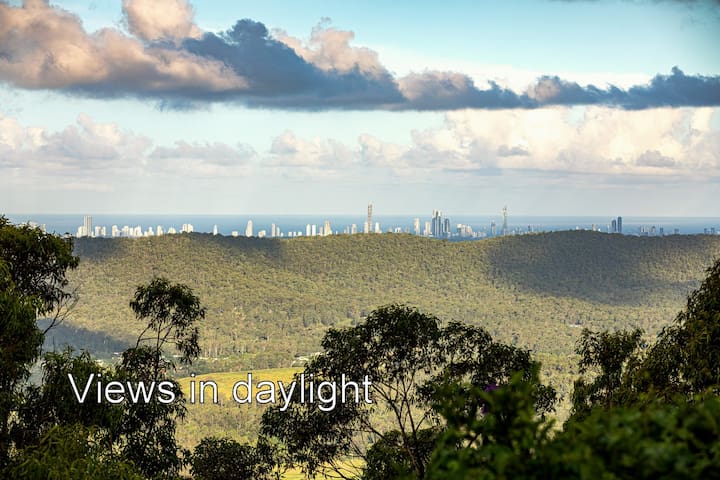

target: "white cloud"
[122,0,202,43]
[258,107,720,179]
[274,20,387,77]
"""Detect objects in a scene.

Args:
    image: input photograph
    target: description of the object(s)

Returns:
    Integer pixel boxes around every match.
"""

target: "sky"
[1,0,719,216]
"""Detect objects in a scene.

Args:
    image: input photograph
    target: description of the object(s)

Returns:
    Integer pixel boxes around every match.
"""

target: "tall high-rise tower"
[502,206,508,235]
[83,215,93,238]
[245,220,253,237]
[617,216,623,234]
[367,203,373,234]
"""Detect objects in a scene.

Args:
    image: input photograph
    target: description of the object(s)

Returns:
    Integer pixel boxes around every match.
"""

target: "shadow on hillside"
[484,231,719,306]
[39,318,131,357]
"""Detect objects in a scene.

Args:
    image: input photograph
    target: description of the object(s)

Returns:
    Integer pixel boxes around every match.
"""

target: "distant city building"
[167,226,177,234]
[366,203,373,234]
[374,222,381,234]
[424,221,431,236]
[351,223,358,234]
[231,230,239,237]
[213,224,218,236]
[306,224,311,236]
[311,224,317,236]
[245,220,253,237]
[502,206,508,236]
[617,216,623,233]
[83,215,93,238]
[611,219,617,233]
[490,220,496,236]
[413,218,420,235]
[431,210,450,238]
[258,230,266,238]
[324,220,332,236]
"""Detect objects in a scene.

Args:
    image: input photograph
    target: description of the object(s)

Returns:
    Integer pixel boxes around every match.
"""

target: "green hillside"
[51,231,720,414]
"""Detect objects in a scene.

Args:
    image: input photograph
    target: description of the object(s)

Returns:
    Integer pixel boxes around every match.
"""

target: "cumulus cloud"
[261,107,720,179]
[122,0,202,43]
[0,112,152,172]
[0,1,718,110]
[0,112,257,177]
[274,19,386,76]
[267,130,354,172]
[149,141,255,166]
[635,150,676,167]
[0,1,245,94]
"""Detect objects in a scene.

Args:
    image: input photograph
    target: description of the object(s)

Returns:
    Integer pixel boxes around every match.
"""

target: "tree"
[568,257,720,417]
[569,328,644,421]
[633,257,720,398]
[426,368,555,480]
[191,436,278,480]
[0,217,78,467]
[119,276,206,479]
[7,424,144,480]
[261,304,555,479]
[0,262,41,467]
[11,348,122,452]
[426,372,720,479]
[0,216,79,330]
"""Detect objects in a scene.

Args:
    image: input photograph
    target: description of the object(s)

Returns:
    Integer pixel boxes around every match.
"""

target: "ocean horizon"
[6,214,720,237]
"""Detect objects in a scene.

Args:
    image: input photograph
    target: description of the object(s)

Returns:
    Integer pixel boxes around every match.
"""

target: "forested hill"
[58,232,720,387]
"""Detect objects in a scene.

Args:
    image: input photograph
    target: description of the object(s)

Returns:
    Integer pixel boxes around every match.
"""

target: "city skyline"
[1,1,719,216]
[13,209,717,241]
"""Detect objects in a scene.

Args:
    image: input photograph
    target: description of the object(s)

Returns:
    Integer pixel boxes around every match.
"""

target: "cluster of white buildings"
[76,216,193,238]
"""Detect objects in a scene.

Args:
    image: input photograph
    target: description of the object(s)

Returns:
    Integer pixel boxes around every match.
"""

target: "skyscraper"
[502,206,508,236]
[431,210,442,237]
[413,218,420,236]
[611,219,617,233]
[245,220,253,237]
[83,215,92,238]
[617,216,623,234]
[367,203,373,234]
[324,220,332,236]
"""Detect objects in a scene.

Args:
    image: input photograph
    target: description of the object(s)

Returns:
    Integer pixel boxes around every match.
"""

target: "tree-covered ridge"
[65,232,720,364]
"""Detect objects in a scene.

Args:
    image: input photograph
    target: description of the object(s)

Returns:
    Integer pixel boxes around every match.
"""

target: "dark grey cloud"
[0,1,718,111]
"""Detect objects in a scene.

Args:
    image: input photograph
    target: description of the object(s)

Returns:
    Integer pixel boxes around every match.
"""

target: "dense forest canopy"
[62,232,720,369]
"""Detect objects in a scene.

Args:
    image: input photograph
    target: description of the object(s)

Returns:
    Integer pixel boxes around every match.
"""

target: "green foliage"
[570,257,720,419]
[570,328,644,420]
[544,395,720,479]
[130,277,205,368]
[12,348,122,451]
[262,304,554,479]
[634,258,720,398]
[363,428,438,480]
[190,436,277,480]
[426,368,554,480]
[0,263,41,467]
[5,424,143,480]
[427,378,720,479]
[0,217,78,467]
[0,216,79,318]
